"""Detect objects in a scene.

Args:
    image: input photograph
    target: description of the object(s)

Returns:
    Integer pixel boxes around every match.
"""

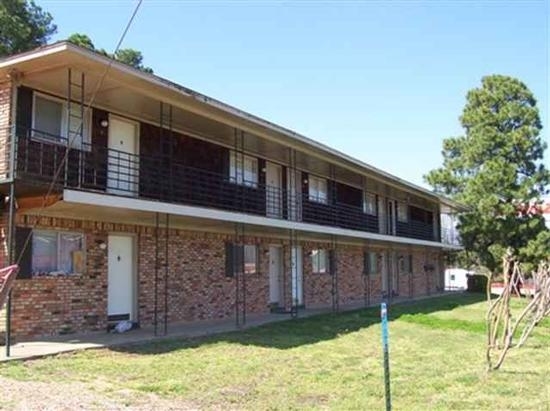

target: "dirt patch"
[0,376,197,410]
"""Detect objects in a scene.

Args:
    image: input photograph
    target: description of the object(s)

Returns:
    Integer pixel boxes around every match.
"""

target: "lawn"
[1,293,549,410]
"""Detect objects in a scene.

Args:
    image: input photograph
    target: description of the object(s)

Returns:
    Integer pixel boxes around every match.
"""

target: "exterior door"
[291,246,303,306]
[391,251,399,295]
[387,200,396,235]
[269,246,282,304]
[108,235,135,321]
[287,169,302,221]
[378,196,386,234]
[381,251,390,295]
[266,162,283,218]
[108,115,138,196]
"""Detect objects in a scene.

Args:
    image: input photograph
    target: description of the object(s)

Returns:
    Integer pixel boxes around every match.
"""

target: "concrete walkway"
[0,293,452,362]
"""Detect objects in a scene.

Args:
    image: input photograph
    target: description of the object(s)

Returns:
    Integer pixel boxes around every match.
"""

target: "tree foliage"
[67,32,153,73]
[0,0,56,57]
[426,75,549,274]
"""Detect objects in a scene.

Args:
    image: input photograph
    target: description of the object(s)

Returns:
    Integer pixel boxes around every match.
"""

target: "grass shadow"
[108,293,487,355]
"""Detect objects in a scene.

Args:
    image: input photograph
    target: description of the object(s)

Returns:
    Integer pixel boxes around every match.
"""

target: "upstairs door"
[386,199,396,235]
[266,162,283,218]
[108,115,139,197]
[287,169,302,221]
[378,196,387,234]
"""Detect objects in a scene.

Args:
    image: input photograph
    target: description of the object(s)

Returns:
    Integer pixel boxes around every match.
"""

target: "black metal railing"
[3,128,444,242]
[396,220,437,242]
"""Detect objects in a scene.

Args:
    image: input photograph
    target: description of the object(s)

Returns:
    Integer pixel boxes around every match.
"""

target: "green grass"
[1,293,549,410]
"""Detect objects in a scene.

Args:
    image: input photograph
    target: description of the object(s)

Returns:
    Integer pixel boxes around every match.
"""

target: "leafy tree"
[67,32,95,50]
[426,75,549,274]
[68,32,153,73]
[0,0,56,57]
[114,48,153,73]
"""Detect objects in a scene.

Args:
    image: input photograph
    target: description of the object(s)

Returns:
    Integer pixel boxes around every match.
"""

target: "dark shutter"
[222,149,230,180]
[363,251,369,275]
[16,86,33,137]
[329,249,335,275]
[15,227,32,279]
[235,245,244,275]
[408,255,413,274]
[225,242,234,278]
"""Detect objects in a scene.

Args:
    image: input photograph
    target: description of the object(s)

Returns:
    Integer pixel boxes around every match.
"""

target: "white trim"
[62,189,462,250]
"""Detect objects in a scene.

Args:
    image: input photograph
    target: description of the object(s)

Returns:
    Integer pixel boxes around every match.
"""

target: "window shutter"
[15,227,33,279]
[235,245,244,275]
[16,87,33,138]
[329,249,335,275]
[225,242,234,278]
[363,251,369,275]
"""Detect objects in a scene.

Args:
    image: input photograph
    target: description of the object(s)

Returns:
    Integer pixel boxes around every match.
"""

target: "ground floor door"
[269,245,283,305]
[381,251,390,295]
[390,251,399,296]
[107,235,136,321]
[291,246,303,306]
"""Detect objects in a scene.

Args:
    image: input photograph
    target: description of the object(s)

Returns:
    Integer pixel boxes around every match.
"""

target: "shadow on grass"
[109,293,487,355]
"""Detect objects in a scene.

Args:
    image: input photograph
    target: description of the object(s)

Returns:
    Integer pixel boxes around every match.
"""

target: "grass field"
[1,293,549,410]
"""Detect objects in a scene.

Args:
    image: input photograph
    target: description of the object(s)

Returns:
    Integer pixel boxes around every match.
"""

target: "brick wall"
[2,213,445,339]
[0,80,12,181]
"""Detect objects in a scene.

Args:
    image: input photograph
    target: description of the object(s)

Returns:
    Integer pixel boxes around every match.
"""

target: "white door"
[269,246,282,304]
[266,162,283,218]
[108,235,135,321]
[378,196,386,234]
[387,200,396,235]
[381,251,389,294]
[291,246,303,306]
[391,251,399,295]
[287,169,302,221]
[108,115,138,196]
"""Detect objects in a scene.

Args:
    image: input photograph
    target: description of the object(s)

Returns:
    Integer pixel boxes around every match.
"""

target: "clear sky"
[40,0,548,188]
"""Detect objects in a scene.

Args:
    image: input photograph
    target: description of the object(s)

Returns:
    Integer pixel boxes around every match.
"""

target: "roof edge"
[2,41,464,209]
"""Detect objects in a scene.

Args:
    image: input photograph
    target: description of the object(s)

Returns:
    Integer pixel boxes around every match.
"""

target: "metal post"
[164,213,169,336]
[5,181,15,356]
[381,302,392,411]
[154,212,159,336]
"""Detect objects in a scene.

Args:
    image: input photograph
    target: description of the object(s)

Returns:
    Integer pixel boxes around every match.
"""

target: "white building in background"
[444,268,474,290]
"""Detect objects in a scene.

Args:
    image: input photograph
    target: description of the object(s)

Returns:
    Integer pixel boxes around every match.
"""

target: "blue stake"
[381,302,392,411]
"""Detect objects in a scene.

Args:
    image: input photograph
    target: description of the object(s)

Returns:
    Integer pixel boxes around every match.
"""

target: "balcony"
[1,129,441,243]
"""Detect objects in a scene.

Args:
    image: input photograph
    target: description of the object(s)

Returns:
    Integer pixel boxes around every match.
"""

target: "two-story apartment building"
[0,42,462,339]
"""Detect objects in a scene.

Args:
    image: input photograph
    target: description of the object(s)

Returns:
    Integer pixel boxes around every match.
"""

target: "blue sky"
[41,0,548,188]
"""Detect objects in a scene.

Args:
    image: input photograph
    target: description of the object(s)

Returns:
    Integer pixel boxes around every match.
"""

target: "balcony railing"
[2,128,442,243]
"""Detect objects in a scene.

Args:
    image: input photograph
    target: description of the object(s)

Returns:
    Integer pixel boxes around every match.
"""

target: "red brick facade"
[0,80,12,182]
[2,212,445,339]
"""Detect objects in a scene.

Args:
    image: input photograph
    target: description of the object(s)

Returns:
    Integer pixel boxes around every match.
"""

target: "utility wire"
[14,0,144,266]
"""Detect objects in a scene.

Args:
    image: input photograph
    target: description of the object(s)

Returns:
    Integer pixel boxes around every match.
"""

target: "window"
[31,230,85,276]
[225,243,258,277]
[363,193,377,215]
[243,245,258,274]
[311,249,329,274]
[229,151,258,188]
[34,94,63,141]
[397,202,408,222]
[364,251,379,275]
[308,175,328,204]
[32,92,91,148]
